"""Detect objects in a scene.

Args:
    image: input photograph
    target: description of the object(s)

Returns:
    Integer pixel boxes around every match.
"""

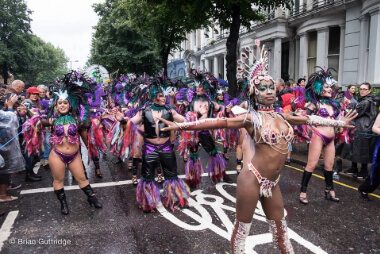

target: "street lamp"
[69,60,79,69]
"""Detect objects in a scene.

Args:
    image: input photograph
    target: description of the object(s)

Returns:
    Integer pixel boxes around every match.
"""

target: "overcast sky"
[26,0,103,70]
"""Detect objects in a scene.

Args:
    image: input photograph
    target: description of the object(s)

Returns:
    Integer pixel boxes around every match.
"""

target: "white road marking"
[0,211,19,251]
[20,171,238,195]
[159,183,328,254]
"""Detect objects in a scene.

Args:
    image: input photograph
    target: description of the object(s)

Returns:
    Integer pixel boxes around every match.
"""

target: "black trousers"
[359,144,380,193]
[141,142,178,180]
[195,131,218,155]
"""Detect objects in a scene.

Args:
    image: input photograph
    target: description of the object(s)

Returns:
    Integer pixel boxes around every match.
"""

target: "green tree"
[15,35,68,85]
[124,0,211,76]
[89,0,159,75]
[208,0,292,97]
[0,0,31,83]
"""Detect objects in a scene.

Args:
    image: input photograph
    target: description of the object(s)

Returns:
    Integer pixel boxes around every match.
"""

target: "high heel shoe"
[299,194,309,205]
[325,190,339,202]
[132,175,138,185]
[55,189,69,215]
[81,185,102,209]
[156,173,164,183]
[87,195,103,208]
[95,168,103,178]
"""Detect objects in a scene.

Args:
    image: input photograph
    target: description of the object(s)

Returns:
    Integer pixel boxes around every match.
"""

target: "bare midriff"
[146,136,170,145]
[248,145,286,181]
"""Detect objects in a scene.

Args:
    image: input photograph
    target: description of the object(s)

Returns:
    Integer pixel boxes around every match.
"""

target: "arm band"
[306,115,345,127]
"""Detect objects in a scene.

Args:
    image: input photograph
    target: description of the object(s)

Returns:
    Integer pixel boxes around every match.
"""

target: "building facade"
[168,0,380,86]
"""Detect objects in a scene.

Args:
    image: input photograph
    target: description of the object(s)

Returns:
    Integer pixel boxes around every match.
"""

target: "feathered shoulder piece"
[237,40,273,96]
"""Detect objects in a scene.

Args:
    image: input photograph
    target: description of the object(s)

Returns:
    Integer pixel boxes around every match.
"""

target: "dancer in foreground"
[159,45,356,253]
[43,72,102,215]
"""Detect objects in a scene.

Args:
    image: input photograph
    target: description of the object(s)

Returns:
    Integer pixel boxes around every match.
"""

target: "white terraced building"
[168,0,380,86]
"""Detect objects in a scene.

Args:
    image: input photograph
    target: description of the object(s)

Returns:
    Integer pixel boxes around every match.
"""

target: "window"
[328,26,340,75]
[307,31,317,76]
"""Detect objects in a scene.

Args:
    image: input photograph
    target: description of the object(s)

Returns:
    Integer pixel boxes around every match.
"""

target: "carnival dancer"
[117,82,190,212]
[124,79,149,185]
[84,80,107,178]
[214,87,239,161]
[298,68,354,204]
[42,72,102,215]
[159,44,357,254]
[179,71,229,188]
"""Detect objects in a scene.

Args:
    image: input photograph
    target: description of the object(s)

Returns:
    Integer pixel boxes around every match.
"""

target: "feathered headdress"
[305,67,338,104]
[237,41,273,96]
[50,71,91,122]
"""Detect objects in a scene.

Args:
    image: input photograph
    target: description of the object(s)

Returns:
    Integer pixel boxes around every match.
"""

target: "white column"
[204,58,210,72]
[338,25,345,84]
[289,38,295,80]
[273,38,282,80]
[299,32,308,79]
[213,55,219,77]
[316,27,329,69]
[367,9,380,84]
[295,36,300,79]
[223,53,227,80]
[358,15,369,83]
[195,30,201,50]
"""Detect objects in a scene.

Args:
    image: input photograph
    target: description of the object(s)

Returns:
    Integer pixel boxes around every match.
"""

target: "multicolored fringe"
[185,152,203,188]
[108,121,123,157]
[119,121,133,161]
[22,115,44,156]
[177,111,199,157]
[293,124,311,143]
[162,178,190,211]
[87,118,107,160]
[206,152,226,183]
[136,180,161,212]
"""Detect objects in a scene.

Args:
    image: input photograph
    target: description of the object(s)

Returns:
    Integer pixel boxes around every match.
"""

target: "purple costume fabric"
[50,124,79,145]
[143,140,173,155]
[53,148,79,164]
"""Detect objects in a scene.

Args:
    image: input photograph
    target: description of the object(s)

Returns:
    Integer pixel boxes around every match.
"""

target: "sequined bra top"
[316,107,339,119]
[251,111,294,155]
[50,116,80,145]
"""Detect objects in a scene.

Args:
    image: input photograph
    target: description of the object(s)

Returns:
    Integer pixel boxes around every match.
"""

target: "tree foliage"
[16,35,68,85]
[207,0,293,97]
[0,0,31,83]
[0,0,68,85]
[124,0,211,76]
[89,0,160,75]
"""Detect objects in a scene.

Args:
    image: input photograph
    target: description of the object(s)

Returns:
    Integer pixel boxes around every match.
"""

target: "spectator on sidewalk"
[347,82,378,178]
[0,107,25,202]
[1,80,25,110]
[22,87,43,182]
[38,85,51,168]
[358,112,380,200]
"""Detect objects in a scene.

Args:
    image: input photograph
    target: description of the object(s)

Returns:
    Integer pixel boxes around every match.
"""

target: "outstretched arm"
[160,113,250,132]
[283,109,358,128]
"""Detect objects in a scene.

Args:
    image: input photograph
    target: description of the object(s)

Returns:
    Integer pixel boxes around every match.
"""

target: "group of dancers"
[21,43,358,254]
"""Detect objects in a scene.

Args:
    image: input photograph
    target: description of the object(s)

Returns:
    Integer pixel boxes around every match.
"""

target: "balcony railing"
[290,0,343,17]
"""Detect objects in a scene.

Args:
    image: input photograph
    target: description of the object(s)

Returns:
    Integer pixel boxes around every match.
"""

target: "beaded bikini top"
[248,110,294,155]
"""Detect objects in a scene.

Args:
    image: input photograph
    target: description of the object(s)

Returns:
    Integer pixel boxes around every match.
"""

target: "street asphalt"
[0,142,379,254]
